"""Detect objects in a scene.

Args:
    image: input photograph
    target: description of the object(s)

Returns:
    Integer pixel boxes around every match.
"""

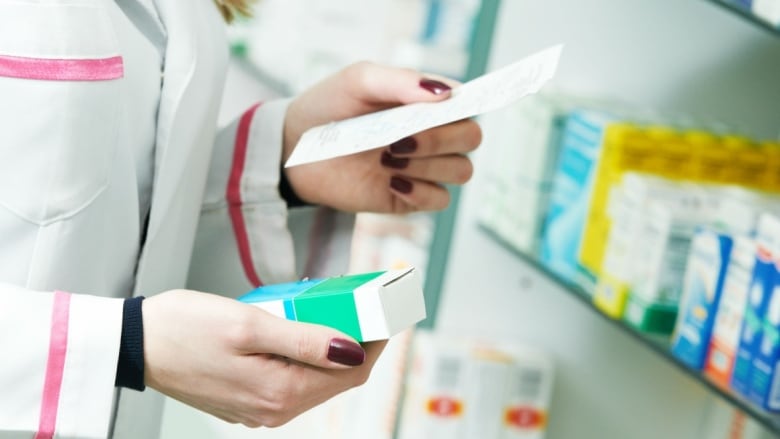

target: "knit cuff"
[279,166,312,208]
[115,296,146,391]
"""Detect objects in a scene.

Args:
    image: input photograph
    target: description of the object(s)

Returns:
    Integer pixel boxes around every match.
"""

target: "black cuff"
[278,166,311,208]
[115,296,146,391]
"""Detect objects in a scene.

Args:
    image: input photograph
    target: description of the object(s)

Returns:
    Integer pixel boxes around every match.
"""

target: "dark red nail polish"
[328,338,365,366]
[381,152,410,169]
[390,176,413,194]
[389,137,417,155]
[419,78,451,95]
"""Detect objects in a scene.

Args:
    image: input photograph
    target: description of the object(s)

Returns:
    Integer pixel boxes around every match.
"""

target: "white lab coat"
[0,1,354,438]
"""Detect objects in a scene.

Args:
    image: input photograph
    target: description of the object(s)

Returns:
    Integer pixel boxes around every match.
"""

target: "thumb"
[246,308,367,369]
[343,62,459,106]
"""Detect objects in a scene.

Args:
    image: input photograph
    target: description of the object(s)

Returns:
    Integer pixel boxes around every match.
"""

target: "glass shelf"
[706,0,780,37]
[477,223,780,434]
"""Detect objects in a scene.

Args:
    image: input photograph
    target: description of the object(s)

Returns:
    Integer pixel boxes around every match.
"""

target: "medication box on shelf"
[397,332,554,439]
[672,189,772,371]
[745,214,780,412]
[747,261,780,412]
[579,129,780,284]
[622,190,715,335]
[578,125,675,281]
[671,229,735,371]
[703,236,757,388]
[238,267,425,342]
[540,109,616,283]
[594,173,698,320]
[477,93,569,255]
[731,214,780,403]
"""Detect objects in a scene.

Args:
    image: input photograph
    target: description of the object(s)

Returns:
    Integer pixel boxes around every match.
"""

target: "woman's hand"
[142,290,386,427]
[283,62,482,213]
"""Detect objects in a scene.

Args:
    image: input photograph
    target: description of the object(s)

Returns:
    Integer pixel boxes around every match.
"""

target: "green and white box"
[238,267,425,342]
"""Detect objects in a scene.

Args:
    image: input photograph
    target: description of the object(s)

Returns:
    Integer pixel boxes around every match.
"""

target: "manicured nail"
[419,78,451,95]
[389,137,417,155]
[390,176,413,194]
[328,338,365,366]
[381,151,410,169]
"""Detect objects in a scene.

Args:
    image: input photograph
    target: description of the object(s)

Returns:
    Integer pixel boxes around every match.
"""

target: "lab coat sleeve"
[188,99,355,296]
[0,285,123,439]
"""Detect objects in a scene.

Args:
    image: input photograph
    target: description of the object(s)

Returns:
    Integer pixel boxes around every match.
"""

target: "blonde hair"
[214,0,255,23]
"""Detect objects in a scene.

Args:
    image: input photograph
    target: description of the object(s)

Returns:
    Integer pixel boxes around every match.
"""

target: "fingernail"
[381,151,410,169]
[419,78,451,95]
[390,176,413,194]
[389,137,417,155]
[328,338,365,366]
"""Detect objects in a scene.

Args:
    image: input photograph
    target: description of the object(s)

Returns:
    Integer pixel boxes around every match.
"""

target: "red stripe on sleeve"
[227,103,264,287]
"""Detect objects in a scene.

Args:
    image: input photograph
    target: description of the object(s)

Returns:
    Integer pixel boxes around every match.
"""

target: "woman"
[0,0,481,438]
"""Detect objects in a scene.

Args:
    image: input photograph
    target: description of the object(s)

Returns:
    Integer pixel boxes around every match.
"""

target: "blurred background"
[162,0,780,438]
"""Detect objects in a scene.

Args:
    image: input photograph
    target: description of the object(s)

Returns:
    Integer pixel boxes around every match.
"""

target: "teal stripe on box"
[238,278,323,303]
[283,299,296,320]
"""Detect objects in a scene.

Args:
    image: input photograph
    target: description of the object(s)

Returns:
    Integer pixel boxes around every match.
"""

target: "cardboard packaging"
[731,214,780,403]
[397,332,554,439]
[594,173,698,320]
[540,109,615,283]
[703,236,757,387]
[239,267,425,342]
[671,230,735,370]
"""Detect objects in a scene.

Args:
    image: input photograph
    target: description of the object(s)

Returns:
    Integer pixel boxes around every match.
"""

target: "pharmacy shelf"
[706,0,780,37]
[477,223,780,434]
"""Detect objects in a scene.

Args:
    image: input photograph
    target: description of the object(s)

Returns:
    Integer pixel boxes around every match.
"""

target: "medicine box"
[747,263,780,412]
[671,229,734,371]
[731,214,780,400]
[578,124,667,281]
[703,236,757,388]
[594,173,695,319]
[238,267,425,342]
[623,193,713,335]
[397,332,554,439]
[745,213,780,411]
[540,109,615,282]
[731,247,777,398]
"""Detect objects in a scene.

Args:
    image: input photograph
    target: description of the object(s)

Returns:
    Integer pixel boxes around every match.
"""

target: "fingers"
[277,340,390,422]
[388,177,451,212]
[388,119,483,158]
[339,61,458,106]
[382,152,474,185]
[240,307,366,370]
[379,118,480,212]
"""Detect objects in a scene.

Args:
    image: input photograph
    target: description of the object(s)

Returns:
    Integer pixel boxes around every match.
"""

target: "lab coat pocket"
[0,0,123,225]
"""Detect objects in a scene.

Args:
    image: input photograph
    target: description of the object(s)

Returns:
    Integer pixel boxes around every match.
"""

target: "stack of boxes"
[397,332,555,439]
[477,91,780,415]
[538,109,616,283]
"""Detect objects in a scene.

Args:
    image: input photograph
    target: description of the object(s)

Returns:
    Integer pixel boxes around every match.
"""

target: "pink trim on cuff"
[228,103,264,288]
[0,54,124,81]
[35,291,72,439]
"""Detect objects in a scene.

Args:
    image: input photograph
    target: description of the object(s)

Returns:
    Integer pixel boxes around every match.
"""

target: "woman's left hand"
[282,62,482,214]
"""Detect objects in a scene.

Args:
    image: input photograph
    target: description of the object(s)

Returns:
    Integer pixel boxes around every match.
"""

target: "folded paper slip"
[238,267,426,342]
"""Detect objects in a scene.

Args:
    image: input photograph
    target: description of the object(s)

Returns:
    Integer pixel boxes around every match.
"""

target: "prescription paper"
[285,44,563,167]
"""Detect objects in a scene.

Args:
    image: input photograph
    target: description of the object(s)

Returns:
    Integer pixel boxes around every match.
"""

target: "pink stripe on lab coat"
[35,291,72,439]
[0,54,124,81]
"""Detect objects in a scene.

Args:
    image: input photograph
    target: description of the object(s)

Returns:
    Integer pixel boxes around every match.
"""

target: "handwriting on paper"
[285,44,563,167]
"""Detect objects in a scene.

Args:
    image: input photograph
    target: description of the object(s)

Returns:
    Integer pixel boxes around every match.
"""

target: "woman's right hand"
[142,289,386,427]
